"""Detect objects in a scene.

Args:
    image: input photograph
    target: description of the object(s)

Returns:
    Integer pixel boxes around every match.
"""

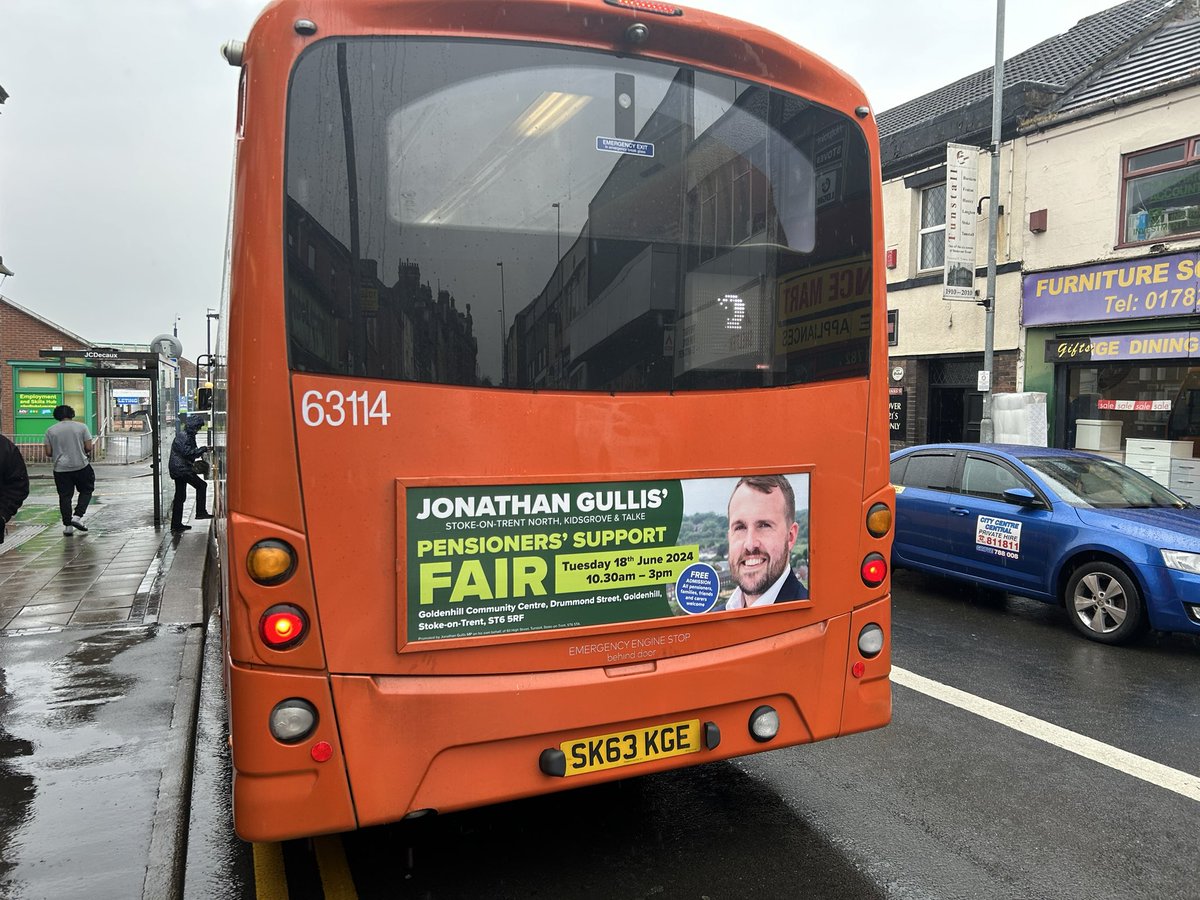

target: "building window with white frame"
[918,183,946,270]
[1121,135,1200,244]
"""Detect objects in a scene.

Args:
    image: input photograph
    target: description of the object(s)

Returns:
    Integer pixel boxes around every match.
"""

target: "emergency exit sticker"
[976,515,1022,559]
[596,136,655,157]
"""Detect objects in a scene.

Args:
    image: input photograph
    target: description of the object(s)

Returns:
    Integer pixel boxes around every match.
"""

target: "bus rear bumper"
[333,597,890,828]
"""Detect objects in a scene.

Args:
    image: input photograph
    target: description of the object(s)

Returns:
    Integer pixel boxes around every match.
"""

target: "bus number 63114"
[301,389,392,427]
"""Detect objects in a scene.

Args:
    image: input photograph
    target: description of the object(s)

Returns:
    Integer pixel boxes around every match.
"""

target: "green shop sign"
[16,393,58,416]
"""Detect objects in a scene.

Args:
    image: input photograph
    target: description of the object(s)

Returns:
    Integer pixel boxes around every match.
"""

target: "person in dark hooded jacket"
[169,414,211,533]
[0,434,30,543]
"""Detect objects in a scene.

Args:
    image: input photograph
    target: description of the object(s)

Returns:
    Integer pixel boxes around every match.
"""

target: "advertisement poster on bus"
[405,473,810,641]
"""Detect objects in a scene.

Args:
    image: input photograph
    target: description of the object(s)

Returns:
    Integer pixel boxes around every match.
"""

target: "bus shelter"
[38,347,180,527]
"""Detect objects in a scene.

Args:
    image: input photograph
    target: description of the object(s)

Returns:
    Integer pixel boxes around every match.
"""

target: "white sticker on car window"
[976,515,1021,559]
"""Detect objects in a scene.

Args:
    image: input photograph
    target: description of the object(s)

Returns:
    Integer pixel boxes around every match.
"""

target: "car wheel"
[1063,562,1146,645]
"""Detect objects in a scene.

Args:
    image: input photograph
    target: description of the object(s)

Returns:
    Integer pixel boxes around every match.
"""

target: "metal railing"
[4,431,154,466]
[97,431,155,464]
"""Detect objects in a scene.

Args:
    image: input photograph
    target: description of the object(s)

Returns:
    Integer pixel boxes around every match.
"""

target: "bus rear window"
[284,38,873,391]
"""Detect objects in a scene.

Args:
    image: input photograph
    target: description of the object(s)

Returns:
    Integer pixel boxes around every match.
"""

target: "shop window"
[17,370,58,389]
[1066,363,1185,448]
[918,183,946,270]
[1120,135,1200,244]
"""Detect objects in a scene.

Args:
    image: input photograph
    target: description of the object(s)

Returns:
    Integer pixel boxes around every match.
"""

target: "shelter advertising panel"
[405,474,810,641]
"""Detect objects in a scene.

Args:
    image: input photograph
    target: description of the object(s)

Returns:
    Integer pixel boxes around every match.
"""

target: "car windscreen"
[1021,456,1189,509]
[283,38,874,391]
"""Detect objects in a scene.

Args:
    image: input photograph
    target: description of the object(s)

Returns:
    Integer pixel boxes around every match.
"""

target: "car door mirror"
[1003,487,1043,507]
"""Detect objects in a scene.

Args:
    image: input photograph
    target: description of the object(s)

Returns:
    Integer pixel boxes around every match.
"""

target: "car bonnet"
[1074,506,1200,551]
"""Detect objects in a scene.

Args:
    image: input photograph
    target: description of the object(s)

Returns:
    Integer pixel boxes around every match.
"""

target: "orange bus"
[214,0,893,842]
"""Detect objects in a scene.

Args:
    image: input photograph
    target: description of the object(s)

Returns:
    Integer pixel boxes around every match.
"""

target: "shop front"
[1022,249,1200,498]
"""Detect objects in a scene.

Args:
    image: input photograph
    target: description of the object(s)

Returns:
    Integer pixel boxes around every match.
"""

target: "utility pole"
[980,0,1005,442]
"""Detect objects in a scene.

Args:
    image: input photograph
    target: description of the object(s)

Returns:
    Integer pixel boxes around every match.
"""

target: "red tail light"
[860,553,887,587]
[260,604,309,650]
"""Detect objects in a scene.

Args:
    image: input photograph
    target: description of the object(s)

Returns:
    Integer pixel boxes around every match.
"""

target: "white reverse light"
[748,705,779,743]
[858,623,885,658]
[270,698,318,743]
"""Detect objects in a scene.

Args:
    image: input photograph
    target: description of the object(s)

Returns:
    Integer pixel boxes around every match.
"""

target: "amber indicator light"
[247,539,297,585]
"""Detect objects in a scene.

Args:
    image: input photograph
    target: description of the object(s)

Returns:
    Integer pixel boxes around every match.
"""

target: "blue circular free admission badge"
[675,563,720,614]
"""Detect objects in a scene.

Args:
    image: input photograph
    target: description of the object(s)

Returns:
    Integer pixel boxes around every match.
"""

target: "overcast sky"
[1,0,1123,363]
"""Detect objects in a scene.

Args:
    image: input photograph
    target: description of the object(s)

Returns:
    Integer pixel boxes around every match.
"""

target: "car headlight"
[1161,549,1200,574]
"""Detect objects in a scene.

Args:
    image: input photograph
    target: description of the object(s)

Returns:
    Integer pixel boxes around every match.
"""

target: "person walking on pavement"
[43,405,95,536]
[0,434,31,543]
[169,413,211,533]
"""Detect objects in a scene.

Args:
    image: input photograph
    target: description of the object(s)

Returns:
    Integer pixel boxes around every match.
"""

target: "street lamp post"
[980,0,1005,442]
[496,261,506,385]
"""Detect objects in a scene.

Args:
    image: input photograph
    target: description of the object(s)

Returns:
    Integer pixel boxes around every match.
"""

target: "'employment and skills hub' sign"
[1022,251,1199,326]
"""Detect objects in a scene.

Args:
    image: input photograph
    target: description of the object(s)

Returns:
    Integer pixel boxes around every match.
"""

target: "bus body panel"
[223,0,889,534]
[217,0,893,841]
[282,375,885,675]
[227,663,357,842]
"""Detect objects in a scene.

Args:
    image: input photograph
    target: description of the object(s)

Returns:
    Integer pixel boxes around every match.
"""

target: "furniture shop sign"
[1023,251,1200,326]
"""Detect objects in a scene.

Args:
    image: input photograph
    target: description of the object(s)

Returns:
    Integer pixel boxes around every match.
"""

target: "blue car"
[890,443,1200,644]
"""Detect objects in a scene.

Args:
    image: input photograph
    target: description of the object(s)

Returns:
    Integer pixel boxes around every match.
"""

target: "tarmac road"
[183,567,1200,899]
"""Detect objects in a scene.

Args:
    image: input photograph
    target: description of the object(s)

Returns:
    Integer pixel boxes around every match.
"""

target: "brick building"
[2,294,198,454]
[1,294,96,439]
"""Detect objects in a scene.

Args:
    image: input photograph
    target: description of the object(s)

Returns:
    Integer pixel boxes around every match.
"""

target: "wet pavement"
[0,463,209,900]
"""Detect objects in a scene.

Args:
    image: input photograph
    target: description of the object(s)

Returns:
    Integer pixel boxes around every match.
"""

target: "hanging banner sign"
[404,474,811,642]
[943,143,979,301]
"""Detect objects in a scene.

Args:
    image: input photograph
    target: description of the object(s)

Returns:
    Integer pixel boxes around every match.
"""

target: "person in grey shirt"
[43,405,95,536]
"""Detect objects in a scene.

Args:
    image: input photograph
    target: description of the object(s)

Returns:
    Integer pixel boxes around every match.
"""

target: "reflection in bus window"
[284,40,872,391]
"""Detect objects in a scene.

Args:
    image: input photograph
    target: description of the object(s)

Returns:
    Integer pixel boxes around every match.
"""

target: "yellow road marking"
[253,842,289,900]
[314,834,359,900]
